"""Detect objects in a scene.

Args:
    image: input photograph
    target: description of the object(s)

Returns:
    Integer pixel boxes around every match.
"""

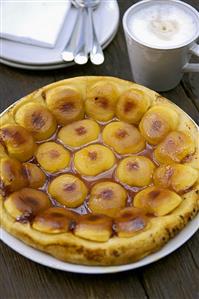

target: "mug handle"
[183,42,199,72]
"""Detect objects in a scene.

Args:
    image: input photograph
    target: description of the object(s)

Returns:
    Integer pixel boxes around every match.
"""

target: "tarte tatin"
[0,76,198,265]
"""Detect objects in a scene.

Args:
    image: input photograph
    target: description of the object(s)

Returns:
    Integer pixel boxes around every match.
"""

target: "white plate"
[1,215,198,274]
[0,0,119,65]
[0,25,118,70]
[1,96,198,274]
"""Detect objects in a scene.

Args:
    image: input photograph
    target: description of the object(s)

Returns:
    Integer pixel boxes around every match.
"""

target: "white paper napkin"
[0,0,71,48]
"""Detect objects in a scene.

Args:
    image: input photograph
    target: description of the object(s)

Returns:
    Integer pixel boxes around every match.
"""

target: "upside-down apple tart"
[0,76,198,265]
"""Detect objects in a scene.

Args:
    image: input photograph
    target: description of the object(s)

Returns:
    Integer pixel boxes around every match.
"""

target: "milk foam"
[129,3,197,48]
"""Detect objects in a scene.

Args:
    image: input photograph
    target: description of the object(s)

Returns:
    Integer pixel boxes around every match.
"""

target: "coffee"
[128,2,198,48]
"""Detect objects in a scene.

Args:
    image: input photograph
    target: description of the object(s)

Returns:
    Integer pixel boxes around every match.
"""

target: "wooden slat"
[0,66,55,112]
[187,231,199,269]
[1,242,147,299]
[139,235,199,299]
[182,70,199,113]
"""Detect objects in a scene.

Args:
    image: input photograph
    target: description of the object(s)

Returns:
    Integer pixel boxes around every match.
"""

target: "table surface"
[0,1,199,298]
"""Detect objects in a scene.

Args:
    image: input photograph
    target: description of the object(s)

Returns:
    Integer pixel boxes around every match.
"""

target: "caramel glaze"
[28,120,157,215]
[2,118,193,235]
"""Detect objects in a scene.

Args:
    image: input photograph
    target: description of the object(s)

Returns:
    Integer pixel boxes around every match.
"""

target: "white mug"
[123,0,199,91]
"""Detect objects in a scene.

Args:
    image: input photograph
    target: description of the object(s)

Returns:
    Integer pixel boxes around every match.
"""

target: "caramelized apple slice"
[0,125,36,161]
[171,164,198,193]
[23,162,46,188]
[4,188,51,221]
[0,157,28,193]
[139,106,179,145]
[154,164,198,193]
[15,102,57,141]
[0,142,8,160]
[116,88,150,124]
[74,214,112,242]
[85,82,119,121]
[48,174,88,208]
[154,131,195,164]
[114,207,149,237]
[134,186,182,216]
[32,207,78,234]
[45,86,84,125]
[88,181,127,217]
[74,144,115,176]
[35,141,70,173]
[58,119,100,147]
[116,156,155,187]
[102,121,145,154]
[153,164,174,189]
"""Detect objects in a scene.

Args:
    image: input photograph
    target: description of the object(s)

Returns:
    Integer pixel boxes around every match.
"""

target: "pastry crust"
[0,76,199,265]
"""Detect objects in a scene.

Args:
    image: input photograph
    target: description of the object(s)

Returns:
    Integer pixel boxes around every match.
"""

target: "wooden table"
[1,1,199,298]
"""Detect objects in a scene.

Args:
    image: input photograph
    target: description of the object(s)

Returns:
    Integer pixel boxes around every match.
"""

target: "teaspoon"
[74,0,104,65]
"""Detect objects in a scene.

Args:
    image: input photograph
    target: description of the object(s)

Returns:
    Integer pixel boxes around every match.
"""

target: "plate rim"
[0,25,119,70]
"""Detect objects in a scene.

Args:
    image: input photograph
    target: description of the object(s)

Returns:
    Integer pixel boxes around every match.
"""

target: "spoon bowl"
[74,0,100,8]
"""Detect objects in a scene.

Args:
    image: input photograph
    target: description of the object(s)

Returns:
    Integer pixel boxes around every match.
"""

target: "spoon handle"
[74,8,88,65]
[61,8,81,62]
[88,7,104,65]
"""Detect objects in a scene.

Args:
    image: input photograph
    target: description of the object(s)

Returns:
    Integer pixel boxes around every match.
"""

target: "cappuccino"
[128,2,198,48]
